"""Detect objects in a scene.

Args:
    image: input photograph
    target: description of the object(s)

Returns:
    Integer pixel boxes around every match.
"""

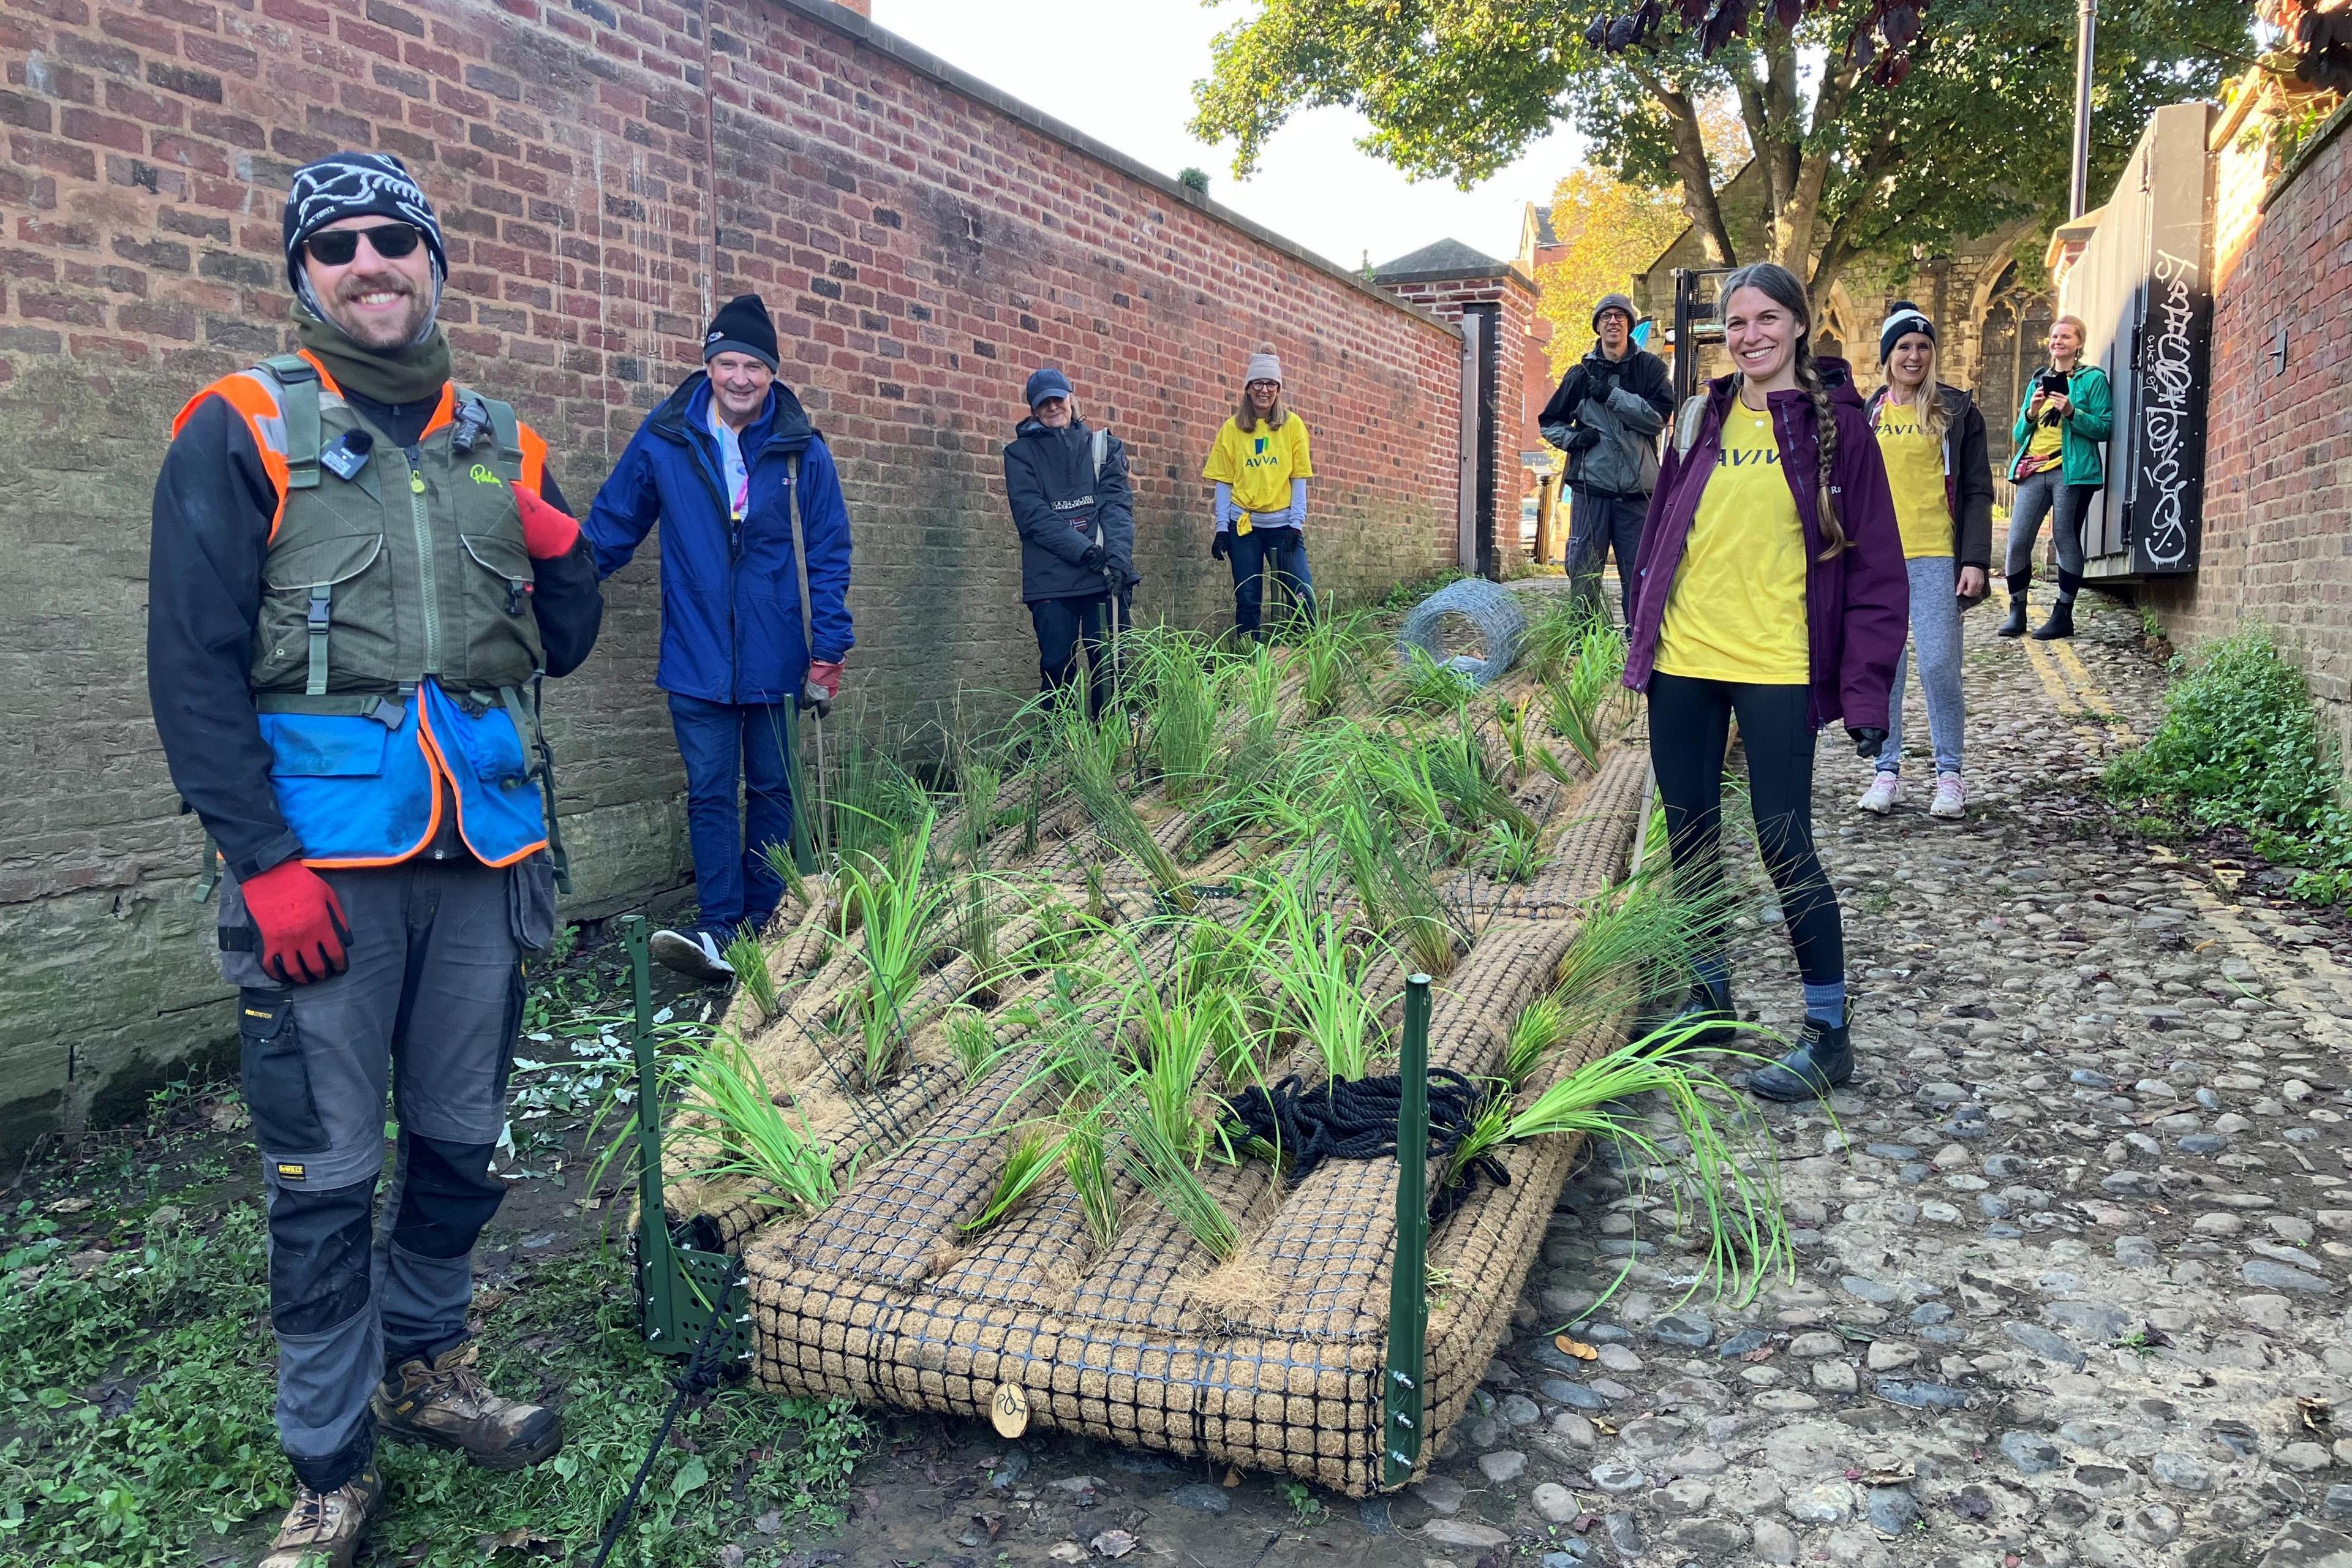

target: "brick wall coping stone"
[769,0,1453,333]
[2264,96,2352,210]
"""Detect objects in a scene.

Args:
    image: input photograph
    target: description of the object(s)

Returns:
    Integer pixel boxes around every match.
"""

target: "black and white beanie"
[1878,301,1936,364]
[282,153,448,336]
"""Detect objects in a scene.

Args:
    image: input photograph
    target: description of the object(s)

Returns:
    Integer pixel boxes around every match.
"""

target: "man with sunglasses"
[146,152,602,1568]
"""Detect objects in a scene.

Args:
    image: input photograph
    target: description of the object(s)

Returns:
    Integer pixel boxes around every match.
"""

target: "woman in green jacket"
[1999,314,2112,641]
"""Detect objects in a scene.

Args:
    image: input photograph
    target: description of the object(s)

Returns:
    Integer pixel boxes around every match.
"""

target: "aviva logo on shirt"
[1718,445,1781,467]
[1245,435,1282,468]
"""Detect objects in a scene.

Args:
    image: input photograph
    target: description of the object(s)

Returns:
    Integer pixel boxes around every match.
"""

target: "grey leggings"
[1877,556,1967,777]
[2004,472,2100,584]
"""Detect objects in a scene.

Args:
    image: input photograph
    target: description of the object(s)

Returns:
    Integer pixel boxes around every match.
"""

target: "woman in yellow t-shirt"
[1855,304,1995,821]
[1202,345,1314,640]
[1626,262,1908,1104]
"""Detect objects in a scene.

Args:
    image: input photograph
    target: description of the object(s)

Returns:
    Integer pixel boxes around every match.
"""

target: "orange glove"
[513,484,581,560]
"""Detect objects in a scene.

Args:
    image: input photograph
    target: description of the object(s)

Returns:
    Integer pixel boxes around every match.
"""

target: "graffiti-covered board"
[2065,100,2216,581]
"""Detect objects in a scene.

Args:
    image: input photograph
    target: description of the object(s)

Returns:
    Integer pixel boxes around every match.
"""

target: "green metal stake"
[625,916,680,1346]
[1382,972,1433,1488]
[626,914,755,1363]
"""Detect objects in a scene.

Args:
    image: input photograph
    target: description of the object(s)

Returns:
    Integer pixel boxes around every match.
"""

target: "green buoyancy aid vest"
[248,355,543,699]
[233,355,560,872]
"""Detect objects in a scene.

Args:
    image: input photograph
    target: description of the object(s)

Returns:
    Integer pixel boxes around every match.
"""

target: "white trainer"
[1856,773,1901,815]
[1929,772,1966,820]
[652,927,737,984]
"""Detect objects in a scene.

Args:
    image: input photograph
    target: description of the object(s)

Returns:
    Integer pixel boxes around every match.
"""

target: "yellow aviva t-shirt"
[1874,399,1951,559]
[1654,401,1809,685]
[1203,414,1314,518]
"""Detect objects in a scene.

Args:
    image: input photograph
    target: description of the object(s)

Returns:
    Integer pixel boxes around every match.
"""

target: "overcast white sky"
[867,0,1588,272]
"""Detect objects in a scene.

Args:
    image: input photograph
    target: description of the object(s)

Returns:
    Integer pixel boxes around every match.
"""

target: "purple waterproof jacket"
[1623,358,1909,733]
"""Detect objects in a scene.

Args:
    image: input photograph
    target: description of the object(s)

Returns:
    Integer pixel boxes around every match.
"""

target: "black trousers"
[1030,591,1129,716]
[1646,671,1845,988]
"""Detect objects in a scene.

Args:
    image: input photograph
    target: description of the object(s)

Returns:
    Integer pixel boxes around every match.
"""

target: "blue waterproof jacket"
[586,373,854,704]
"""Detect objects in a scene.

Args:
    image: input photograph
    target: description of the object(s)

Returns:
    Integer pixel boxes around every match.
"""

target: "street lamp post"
[2070,0,2099,219]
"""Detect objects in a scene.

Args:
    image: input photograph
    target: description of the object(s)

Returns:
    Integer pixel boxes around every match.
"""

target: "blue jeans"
[1229,527,1315,637]
[1566,489,1647,628]
[1879,556,1967,777]
[667,693,796,936]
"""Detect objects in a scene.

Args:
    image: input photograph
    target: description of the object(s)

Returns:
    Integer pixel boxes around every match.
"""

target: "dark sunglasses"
[303,222,424,268]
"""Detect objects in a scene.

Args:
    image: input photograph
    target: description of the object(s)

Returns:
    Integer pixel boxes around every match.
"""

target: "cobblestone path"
[1410,590,2352,1568]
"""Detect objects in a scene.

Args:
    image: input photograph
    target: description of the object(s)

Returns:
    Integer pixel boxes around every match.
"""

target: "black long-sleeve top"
[148,389,603,882]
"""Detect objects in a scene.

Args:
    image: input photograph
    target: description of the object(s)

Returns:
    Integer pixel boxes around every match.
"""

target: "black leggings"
[1646,672,1845,988]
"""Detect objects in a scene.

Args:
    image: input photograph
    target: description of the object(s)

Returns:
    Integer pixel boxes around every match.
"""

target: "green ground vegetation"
[0,941,870,1568]
[2103,629,2352,903]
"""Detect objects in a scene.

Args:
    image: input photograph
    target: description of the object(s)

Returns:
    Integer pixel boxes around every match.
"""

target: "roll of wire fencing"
[1395,578,1527,688]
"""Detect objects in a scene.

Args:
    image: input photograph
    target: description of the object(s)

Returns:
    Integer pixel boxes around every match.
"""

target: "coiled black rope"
[1219,1068,1512,1218]
[589,1284,737,1568]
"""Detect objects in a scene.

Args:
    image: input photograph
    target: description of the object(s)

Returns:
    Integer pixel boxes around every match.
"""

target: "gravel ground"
[1401,587,2352,1568]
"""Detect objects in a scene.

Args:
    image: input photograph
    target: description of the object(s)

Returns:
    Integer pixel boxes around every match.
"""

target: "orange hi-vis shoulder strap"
[173,368,296,540]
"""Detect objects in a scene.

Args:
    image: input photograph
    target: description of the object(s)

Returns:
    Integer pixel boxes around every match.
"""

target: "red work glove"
[513,484,581,560]
[805,660,843,700]
[241,860,352,986]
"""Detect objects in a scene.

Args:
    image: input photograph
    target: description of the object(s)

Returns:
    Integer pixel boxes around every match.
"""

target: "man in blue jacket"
[586,295,854,982]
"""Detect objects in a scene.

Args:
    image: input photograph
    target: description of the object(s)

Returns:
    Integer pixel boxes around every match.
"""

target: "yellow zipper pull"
[411,470,426,495]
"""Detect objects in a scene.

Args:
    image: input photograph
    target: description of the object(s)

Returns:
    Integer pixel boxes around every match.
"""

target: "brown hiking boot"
[374,1341,564,1471]
[257,1466,380,1568]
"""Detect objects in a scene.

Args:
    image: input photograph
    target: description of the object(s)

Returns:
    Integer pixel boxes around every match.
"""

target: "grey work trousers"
[219,853,554,1492]
[2003,472,2100,584]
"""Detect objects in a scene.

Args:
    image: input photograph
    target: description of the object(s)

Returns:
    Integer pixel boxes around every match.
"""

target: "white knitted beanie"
[1245,348,1282,385]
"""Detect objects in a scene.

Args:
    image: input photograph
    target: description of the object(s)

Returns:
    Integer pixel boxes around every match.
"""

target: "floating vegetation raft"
[648,607,1741,1494]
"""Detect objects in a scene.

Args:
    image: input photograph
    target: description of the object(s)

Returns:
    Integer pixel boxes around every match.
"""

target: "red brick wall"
[1378,271,1537,562]
[0,0,1463,1137]
[2144,105,2352,752]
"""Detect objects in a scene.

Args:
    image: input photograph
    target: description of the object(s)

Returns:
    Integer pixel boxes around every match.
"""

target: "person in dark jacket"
[1624,262,1907,1104]
[1856,303,1995,821]
[585,295,854,982]
[148,152,599,1568]
[1003,366,1136,715]
[1540,291,1675,625]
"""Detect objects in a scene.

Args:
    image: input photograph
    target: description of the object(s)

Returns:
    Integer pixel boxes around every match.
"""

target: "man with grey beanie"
[1540,292,1674,625]
[148,150,600,1567]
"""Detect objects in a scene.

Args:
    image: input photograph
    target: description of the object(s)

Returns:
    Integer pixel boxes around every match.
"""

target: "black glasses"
[303,222,424,268]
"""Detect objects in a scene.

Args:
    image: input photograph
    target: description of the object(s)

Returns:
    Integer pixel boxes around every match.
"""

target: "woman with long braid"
[1624,262,1909,1100]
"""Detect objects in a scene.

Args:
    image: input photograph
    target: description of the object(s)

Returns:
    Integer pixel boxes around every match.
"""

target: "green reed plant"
[1332,794,1460,977]
[1419,712,1535,837]
[1105,1092,1239,1261]
[1053,705,1193,911]
[1130,628,1226,803]
[1476,818,1544,884]
[1521,593,1602,684]
[1506,1019,1790,1305]
[1289,609,1372,717]
[1546,616,1630,767]
[1397,646,1477,712]
[1246,865,1395,1082]
[1062,1117,1120,1249]
[834,812,958,1088]
[724,930,782,1022]
[962,1125,1066,1233]
[668,1028,841,1218]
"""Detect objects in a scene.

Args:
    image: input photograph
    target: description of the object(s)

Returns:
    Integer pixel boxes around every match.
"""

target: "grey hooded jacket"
[1539,344,1675,499]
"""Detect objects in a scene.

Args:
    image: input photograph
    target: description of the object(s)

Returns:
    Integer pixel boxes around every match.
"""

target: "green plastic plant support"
[625,916,752,1365]
[1382,972,1433,1488]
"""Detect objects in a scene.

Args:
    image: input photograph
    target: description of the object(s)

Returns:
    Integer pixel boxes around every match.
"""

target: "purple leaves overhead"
[1588,0,1930,72]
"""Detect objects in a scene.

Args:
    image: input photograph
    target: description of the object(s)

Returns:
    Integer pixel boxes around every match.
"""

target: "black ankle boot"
[1996,585,2030,638]
[2032,597,2076,640]
[1747,1009,1855,1101]
[1656,978,1735,1050]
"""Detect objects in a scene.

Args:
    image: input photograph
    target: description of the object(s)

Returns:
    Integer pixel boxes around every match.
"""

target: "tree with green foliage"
[1189,0,2255,301]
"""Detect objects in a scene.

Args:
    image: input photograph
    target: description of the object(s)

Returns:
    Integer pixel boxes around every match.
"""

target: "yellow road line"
[2049,641,2141,745]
